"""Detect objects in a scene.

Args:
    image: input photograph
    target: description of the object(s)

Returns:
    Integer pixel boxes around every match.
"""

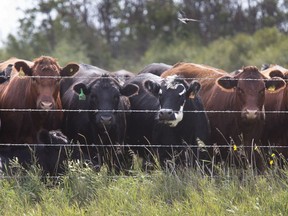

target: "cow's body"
[61,72,138,171]
[124,73,162,160]
[161,62,285,170]
[0,129,98,176]
[0,129,69,175]
[261,65,288,161]
[0,56,79,144]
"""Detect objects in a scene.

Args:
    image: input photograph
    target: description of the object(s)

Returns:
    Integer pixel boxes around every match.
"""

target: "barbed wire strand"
[2,75,288,81]
[0,143,286,148]
[0,108,288,114]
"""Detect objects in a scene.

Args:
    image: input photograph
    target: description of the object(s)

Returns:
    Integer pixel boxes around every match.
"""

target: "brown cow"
[0,56,79,144]
[261,64,288,163]
[161,62,285,170]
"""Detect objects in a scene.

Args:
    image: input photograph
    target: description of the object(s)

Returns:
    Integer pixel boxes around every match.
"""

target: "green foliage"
[139,27,288,72]
[1,0,287,72]
[50,37,91,66]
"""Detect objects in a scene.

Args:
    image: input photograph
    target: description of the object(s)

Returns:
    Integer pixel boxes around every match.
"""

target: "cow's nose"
[159,109,174,120]
[244,109,258,120]
[100,116,112,126]
[40,101,53,110]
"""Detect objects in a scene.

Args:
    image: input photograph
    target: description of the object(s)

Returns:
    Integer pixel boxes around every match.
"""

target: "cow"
[260,64,288,164]
[0,56,79,145]
[152,75,211,169]
[124,73,162,168]
[138,63,172,76]
[161,62,285,171]
[0,129,70,176]
[111,69,135,82]
[61,73,139,172]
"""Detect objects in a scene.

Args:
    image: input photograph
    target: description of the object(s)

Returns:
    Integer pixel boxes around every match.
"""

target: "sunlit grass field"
[1,156,288,216]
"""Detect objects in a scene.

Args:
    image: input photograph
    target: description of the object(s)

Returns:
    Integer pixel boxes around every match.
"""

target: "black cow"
[124,73,162,165]
[152,75,211,168]
[111,69,135,83]
[0,129,70,176]
[61,73,139,171]
[138,63,172,76]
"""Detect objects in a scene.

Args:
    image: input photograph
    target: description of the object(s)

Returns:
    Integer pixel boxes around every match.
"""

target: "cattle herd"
[0,56,287,175]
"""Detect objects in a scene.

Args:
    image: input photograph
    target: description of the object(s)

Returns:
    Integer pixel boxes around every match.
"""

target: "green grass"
[1,158,288,216]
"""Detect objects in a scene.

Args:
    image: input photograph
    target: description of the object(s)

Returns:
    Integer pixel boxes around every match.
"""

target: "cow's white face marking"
[160,104,185,127]
[158,75,187,127]
[168,104,184,127]
[179,86,186,96]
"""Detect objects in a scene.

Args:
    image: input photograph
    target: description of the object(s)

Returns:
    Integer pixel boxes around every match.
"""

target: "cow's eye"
[259,89,265,95]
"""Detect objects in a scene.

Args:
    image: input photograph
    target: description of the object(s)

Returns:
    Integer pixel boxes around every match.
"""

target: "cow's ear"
[61,63,79,77]
[37,129,51,144]
[14,61,32,76]
[144,80,161,96]
[217,76,238,89]
[121,83,139,97]
[265,77,286,92]
[187,80,201,99]
[73,83,90,95]
[269,70,284,79]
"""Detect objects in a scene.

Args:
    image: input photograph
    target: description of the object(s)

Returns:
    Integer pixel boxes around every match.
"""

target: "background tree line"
[0,0,287,72]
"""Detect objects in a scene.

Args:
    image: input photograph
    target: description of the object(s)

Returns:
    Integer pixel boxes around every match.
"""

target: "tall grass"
[1,156,288,215]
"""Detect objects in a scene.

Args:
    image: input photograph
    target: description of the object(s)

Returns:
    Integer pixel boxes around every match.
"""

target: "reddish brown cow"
[161,62,285,169]
[0,56,79,144]
[261,65,288,161]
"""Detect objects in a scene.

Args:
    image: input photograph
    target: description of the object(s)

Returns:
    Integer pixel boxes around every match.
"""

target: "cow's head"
[14,56,79,110]
[217,66,285,122]
[156,75,200,127]
[73,74,139,131]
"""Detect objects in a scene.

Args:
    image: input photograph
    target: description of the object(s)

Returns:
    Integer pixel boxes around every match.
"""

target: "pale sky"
[0,0,31,46]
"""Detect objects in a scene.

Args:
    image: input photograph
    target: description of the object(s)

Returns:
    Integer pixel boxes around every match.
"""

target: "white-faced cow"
[152,75,210,167]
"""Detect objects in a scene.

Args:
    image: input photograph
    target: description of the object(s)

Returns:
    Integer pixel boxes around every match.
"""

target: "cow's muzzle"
[242,109,261,121]
[100,115,112,126]
[158,109,175,121]
[39,101,54,110]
